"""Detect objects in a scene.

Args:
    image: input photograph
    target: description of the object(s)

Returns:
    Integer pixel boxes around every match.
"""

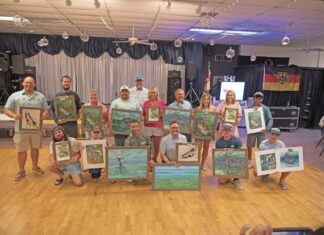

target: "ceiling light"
[209,39,215,46]
[65,0,72,6]
[225,46,235,59]
[94,0,100,9]
[189,28,223,34]
[189,28,263,36]
[62,32,69,40]
[0,16,14,21]
[37,37,48,47]
[250,54,256,61]
[150,42,158,51]
[281,35,290,46]
[80,32,89,42]
[174,38,182,47]
[177,56,183,63]
[116,47,123,55]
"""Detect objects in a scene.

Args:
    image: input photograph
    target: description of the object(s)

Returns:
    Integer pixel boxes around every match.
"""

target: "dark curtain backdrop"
[234,64,324,128]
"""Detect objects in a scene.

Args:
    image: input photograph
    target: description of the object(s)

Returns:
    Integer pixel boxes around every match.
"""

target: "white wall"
[240,45,324,68]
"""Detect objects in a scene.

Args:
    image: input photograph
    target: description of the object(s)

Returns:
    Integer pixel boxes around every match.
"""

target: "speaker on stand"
[167,70,181,105]
[185,61,200,106]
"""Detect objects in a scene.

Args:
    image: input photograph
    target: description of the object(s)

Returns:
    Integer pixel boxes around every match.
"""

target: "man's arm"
[264,106,273,131]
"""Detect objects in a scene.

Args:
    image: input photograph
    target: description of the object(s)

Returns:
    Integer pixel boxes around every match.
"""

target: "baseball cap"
[52,125,65,132]
[254,92,264,97]
[120,85,129,91]
[223,123,233,130]
[135,74,143,81]
[270,128,281,136]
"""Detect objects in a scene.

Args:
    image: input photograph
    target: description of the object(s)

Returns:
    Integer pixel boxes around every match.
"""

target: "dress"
[217,101,242,137]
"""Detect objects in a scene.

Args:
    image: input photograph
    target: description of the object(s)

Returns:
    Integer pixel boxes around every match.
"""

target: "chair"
[316,126,324,156]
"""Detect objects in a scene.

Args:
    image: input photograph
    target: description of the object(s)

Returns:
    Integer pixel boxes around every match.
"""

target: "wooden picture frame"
[152,163,201,191]
[244,107,266,134]
[163,108,191,134]
[212,148,249,179]
[193,111,217,140]
[81,105,103,131]
[110,109,141,135]
[81,139,106,169]
[106,146,149,181]
[176,143,200,163]
[146,106,160,123]
[19,106,42,131]
[224,108,238,124]
[53,141,72,162]
[53,95,77,122]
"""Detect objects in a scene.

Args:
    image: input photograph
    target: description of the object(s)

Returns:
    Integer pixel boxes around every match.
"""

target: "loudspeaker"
[0,53,9,72]
[11,55,25,74]
[186,62,197,80]
[167,70,181,105]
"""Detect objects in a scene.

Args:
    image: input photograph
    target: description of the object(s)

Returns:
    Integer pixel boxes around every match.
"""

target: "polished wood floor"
[0,146,323,235]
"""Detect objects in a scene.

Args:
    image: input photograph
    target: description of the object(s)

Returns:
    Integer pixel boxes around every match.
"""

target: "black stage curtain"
[234,64,324,128]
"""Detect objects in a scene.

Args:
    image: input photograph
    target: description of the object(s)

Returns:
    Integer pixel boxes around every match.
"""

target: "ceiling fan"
[113,26,155,47]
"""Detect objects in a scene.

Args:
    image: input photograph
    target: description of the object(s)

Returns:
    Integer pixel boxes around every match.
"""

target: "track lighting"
[281,35,290,46]
[174,38,182,48]
[225,46,235,59]
[62,32,69,40]
[65,0,72,6]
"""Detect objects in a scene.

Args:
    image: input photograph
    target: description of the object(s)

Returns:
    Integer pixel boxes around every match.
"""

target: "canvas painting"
[153,164,201,191]
[107,146,149,180]
[146,106,160,123]
[244,107,266,134]
[81,139,106,169]
[19,106,42,131]
[212,149,249,179]
[53,141,72,162]
[163,108,191,134]
[53,96,77,122]
[278,147,304,172]
[224,108,238,124]
[193,111,217,140]
[110,109,141,135]
[176,143,200,163]
[81,105,103,131]
[255,149,277,176]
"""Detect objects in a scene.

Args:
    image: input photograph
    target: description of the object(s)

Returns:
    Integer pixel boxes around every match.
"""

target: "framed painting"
[81,105,103,131]
[152,163,201,191]
[163,108,191,134]
[212,149,249,179]
[176,143,200,163]
[53,141,72,162]
[193,111,217,140]
[244,107,266,134]
[53,96,77,122]
[81,139,106,169]
[106,146,149,181]
[110,109,141,135]
[277,147,304,172]
[224,108,238,124]
[255,149,277,176]
[19,106,42,131]
[146,106,160,123]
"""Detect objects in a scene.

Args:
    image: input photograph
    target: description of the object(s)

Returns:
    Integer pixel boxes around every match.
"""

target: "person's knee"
[72,174,83,186]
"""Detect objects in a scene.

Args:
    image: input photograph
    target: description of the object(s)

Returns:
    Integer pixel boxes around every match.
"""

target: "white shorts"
[143,126,163,137]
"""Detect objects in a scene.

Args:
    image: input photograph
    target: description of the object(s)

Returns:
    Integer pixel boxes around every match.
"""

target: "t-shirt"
[49,137,80,155]
[259,139,286,151]
[215,136,242,149]
[109,97,142,112]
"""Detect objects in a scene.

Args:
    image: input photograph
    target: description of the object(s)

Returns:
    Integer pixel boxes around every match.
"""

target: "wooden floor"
[0,147,323,235]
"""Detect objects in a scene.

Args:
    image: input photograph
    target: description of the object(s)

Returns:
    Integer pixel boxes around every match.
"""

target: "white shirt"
[129,86,148,107]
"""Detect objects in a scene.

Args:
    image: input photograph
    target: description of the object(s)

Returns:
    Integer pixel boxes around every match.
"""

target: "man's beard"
[63,86,70,91]
[55,135,65,142]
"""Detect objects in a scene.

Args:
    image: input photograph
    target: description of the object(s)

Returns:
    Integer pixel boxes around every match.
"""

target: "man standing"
[110,85,142,146]
[4,76,48,181]
[216,123,244,190]
[258,128,290,190]
[247,92,273,168]
[129,74,148,107]
[160,121,187,164]
[50,75,81,138]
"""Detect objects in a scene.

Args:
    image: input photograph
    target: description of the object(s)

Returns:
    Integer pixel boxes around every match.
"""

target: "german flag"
[263,66,300,91]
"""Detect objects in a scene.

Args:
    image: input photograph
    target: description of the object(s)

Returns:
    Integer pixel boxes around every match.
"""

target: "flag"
[204,60,211,94]
[263,66,300,91]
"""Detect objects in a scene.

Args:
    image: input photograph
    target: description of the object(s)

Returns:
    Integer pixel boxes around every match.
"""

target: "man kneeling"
[48,126,83,186]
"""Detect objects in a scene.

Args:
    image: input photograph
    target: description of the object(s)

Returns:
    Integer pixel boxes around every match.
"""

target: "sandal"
[54,178,64,186]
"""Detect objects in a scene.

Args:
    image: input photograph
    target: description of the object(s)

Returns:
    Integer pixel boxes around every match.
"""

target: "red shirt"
[143,100,165,128]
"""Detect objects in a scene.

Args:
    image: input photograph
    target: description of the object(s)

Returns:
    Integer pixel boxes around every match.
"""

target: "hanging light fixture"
[150,42,158,51]
[94,0,100,9]
[62,31,69,40]
[116,46,123,55]
[225,46,235,58]
[80,32,89,42]
[13,15,29,27]
[281,35,290,46]
[250,54,256,61]
[37,37,49,47]
[209,39,215,46]
[177,56,183,63]
[174,38,182,48]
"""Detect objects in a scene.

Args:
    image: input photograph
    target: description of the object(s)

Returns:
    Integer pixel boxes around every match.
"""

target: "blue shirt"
[5,90,48,132]
[259,139,286,151]
[168,100,192,110]
[216,136,242,149]
[249,104,273,131]
[160,133,187,161]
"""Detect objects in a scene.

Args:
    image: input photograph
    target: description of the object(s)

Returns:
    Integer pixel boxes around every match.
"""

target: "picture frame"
[212,148,249,179]
[163,108,191,134]
[81,105,103,131]
[53,96,77,122]
[53,141,72,162]
[81,139,106,169]
[255,146,304,175]
[19,106,42,131]
[146,106,160,123]
[152,163,201,191]
[244,107,266,134]
[110,109,141,135]
[193,111,217,140]
[106,146,149,181]
[176,143,200,163]
[224,108,238,124]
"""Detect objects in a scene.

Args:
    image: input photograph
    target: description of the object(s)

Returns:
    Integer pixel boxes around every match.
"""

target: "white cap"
[120,85,129,91]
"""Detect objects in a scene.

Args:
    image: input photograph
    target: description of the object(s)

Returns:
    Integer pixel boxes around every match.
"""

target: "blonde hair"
[225,90,236,104]
[148,87,160,101]
[197,94,211,111]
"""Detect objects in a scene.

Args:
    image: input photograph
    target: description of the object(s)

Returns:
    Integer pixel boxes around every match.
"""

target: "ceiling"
[0,0,324,48]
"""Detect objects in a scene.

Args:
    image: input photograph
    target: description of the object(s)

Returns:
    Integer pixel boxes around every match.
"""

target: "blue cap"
[135,74,143,81]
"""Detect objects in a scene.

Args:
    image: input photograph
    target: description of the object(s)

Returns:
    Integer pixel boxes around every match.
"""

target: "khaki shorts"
[13,131,42,152]
[143,126,163,137]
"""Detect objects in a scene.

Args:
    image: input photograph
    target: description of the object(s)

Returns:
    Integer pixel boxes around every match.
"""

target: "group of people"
[4,74,291,191]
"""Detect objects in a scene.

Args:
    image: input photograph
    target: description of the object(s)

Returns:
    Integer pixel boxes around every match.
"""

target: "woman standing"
[217,90,242,137]
[195,94,217,171]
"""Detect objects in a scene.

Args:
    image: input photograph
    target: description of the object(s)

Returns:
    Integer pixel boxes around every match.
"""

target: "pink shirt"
[143,100,165,128]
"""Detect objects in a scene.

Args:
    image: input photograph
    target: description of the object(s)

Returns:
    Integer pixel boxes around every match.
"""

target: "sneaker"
[261,174,270,182]
[14,171,26,181]
[279,181,288,190]
[232,179,244,190]
[54,178,64,186]
[127,180,134,183]
[248,160,253,169]
[32,167,44,175]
